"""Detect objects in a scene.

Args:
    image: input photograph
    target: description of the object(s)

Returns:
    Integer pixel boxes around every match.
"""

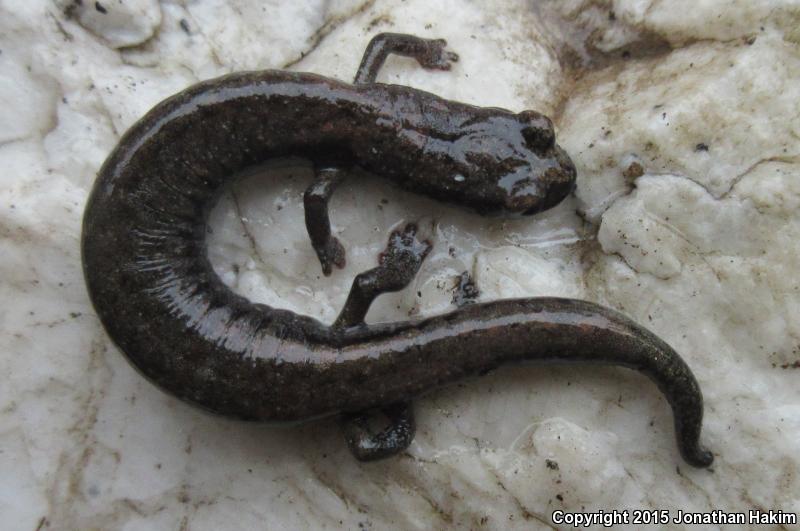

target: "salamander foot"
[341,402,416,461]
[333,223,432,328]
[376,223,433,289]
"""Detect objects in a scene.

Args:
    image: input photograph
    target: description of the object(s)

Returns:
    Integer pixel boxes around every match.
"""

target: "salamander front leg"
[304,167,346,276]
[336,223,432,461]
[354,33,459,84]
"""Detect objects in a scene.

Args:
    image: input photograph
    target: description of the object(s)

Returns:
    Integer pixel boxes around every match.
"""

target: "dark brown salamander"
[81,33,713,466]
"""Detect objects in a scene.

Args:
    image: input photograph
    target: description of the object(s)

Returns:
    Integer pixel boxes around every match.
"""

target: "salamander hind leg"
[334,224,430,460]
[304,167,346,276]
[355,33,459,84]
[333,223,432,329]
[342,402,416,461]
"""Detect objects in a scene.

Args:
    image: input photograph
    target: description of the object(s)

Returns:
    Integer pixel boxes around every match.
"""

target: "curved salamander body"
[82,34,712,466]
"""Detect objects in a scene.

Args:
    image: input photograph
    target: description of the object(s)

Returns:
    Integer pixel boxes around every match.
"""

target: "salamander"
[81,33,713,466]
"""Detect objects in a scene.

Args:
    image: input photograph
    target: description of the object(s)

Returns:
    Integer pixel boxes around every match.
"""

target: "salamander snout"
[495,111,577,216]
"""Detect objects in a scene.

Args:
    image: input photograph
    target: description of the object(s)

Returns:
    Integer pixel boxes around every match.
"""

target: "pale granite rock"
[1,0,799,529]
[55,0,163,49]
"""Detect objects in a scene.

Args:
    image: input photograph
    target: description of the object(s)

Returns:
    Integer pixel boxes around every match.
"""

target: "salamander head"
[501,110,577,215]
[431,108,577,216]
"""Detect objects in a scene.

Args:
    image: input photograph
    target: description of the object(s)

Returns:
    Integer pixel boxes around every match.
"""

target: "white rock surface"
[56,0,163,49]
[1,0,799,529]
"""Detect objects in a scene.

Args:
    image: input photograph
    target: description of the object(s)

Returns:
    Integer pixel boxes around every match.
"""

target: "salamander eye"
[518,110,555,151]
